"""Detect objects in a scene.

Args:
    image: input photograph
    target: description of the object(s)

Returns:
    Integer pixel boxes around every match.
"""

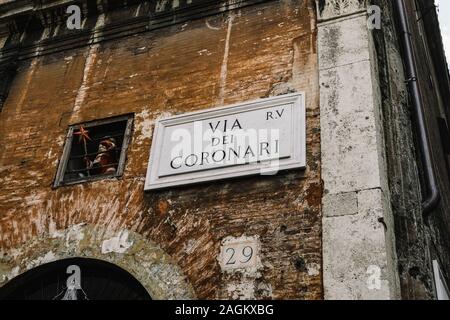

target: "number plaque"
[219,236,260,271]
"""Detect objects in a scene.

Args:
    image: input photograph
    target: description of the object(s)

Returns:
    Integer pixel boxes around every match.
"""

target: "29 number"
[225,246,254,265]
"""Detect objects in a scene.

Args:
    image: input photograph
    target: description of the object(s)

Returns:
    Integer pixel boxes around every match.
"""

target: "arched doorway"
[0,257,151,300]
[0,225,195,299]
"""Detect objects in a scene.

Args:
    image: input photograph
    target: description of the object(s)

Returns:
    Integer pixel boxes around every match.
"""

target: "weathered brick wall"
[0,0,321,299]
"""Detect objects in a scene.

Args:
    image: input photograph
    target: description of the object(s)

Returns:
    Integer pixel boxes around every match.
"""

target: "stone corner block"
[322,191,358,217]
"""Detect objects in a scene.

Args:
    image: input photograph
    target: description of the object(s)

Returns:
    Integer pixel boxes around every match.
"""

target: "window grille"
[54,114,133,187]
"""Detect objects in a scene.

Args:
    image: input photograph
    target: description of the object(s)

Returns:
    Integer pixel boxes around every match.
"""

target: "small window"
[54,115,133,187]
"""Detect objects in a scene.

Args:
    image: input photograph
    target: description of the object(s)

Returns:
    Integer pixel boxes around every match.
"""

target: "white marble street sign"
[145,93,306,190]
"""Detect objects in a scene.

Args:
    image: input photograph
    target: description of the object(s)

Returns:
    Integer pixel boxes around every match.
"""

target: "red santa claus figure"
[84,137,118,175]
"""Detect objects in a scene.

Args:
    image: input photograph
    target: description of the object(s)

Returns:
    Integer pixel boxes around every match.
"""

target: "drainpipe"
[393,0,440,216]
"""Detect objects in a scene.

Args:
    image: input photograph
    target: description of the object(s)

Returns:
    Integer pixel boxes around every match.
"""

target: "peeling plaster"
[226,279,256,300]
[217,13,234,105]
[25,251,57,270]
[101,230,133,254]
[307,263,320,276]
[0,225,195,299]
[71,14,105,119]
[134,109,173,145]
[198,49,212,56]
[50,223,86,248]
[1,266,19,283]
[183,239,198,255]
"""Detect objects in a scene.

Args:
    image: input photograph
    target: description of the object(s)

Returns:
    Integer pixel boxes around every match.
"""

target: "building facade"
[0,0,448,300]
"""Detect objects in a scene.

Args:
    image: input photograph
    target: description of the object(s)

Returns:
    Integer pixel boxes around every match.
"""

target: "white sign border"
[144,92,306,190]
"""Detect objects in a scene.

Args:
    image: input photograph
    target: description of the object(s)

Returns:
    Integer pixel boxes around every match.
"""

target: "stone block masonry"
[317,0,401,299]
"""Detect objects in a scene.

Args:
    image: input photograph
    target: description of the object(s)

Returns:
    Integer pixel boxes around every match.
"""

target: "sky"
[436,0,450,65]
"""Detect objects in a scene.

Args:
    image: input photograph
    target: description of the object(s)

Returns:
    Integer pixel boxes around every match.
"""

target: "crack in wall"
[217,13,234,106]
[70,14,105,121]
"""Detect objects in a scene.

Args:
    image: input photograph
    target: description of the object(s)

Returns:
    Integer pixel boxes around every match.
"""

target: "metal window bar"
[65,163,120,174]
[84,132,125,142]
[55,116,134,187]
[69,145,123,159]
[68,131,124,160]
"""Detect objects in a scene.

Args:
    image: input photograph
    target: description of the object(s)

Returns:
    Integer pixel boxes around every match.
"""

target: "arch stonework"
[0,224,195,300]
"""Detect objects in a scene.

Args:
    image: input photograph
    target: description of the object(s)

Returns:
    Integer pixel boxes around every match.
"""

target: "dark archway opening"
[0,257,151,300]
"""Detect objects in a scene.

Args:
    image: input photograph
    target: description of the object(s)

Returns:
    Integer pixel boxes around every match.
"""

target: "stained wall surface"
[0,0,321,299]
